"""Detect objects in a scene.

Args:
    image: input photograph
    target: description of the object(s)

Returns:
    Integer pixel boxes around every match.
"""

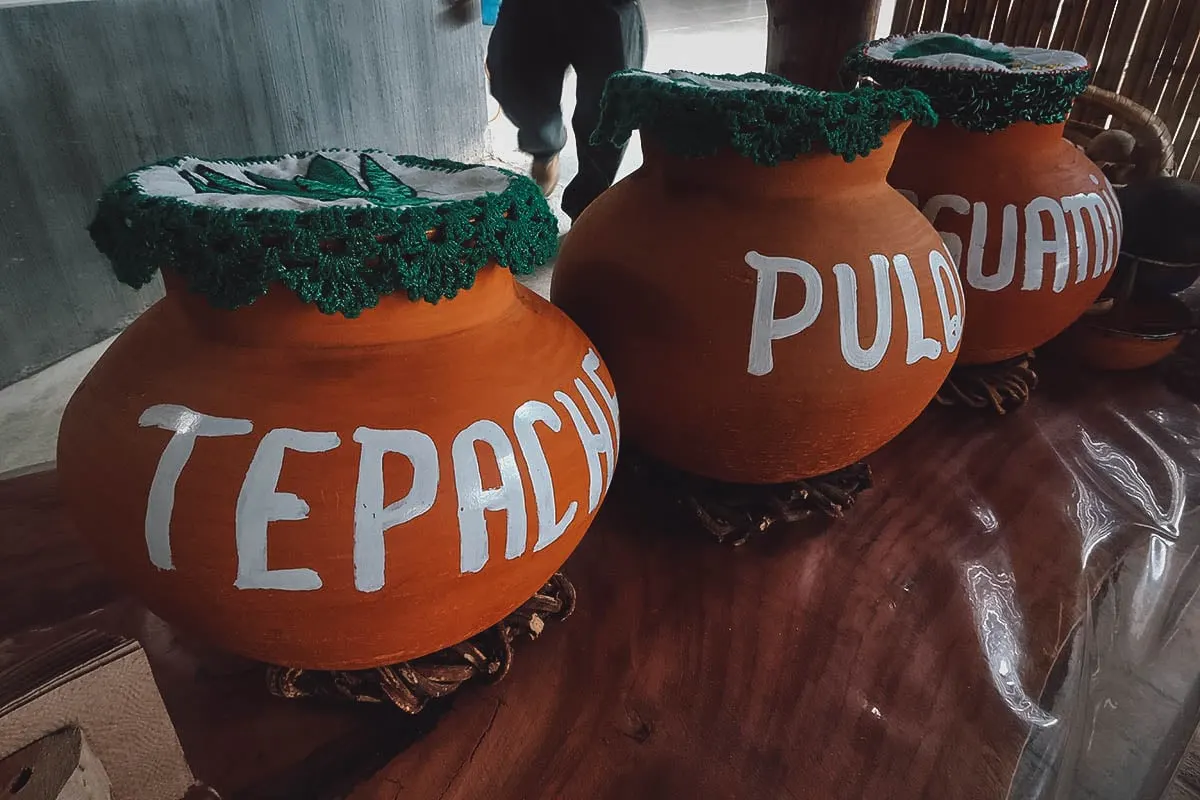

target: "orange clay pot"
[890,121,1121,365]
[551,125,963,483]
[57,265,618,669]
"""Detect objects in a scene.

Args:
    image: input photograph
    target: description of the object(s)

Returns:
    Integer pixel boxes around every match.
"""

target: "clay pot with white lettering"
[58,151,619,669]
[846,34,1121,366]
[551,71,963,483]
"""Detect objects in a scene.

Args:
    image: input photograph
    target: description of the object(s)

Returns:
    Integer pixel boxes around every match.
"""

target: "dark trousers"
[486,0,646,220]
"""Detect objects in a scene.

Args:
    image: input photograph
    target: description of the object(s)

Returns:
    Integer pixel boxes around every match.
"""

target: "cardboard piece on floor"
[0,726,112,799]
[0,630,194,800]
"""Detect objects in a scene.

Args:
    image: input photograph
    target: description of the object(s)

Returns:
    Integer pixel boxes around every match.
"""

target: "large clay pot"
[847,33,1122,365]
[58,151,619,670]
[551,71,963,483]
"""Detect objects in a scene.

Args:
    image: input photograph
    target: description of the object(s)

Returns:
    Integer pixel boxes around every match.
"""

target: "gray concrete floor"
[0,336,113,475]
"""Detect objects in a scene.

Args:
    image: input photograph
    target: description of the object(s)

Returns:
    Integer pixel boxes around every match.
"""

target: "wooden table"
[4,357,1200,799]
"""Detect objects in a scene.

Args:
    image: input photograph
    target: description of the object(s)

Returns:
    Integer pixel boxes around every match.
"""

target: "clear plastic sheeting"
[1009,375,1200,799]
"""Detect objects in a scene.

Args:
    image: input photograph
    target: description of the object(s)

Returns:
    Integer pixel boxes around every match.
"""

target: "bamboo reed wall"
[890,0,1200,179]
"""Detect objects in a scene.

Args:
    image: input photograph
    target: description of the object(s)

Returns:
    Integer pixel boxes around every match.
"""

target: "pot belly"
[56,292,617,669]
[553,178,960,482]
[892,135,1121,365]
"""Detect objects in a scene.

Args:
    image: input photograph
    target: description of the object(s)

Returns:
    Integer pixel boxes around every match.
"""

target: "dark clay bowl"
[1118,251,1200,295]
[1059,294,1193,370]
[1117,178,1200,294]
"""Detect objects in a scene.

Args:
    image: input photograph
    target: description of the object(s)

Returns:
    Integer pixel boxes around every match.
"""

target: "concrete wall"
[0,0,488,387]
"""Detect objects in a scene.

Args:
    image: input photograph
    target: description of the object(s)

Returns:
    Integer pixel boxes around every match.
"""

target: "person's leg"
[486,0,570,174]
[562,0,647,220]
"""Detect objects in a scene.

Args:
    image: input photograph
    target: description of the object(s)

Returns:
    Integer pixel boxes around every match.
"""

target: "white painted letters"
[140,404,253,570]
[920,194,971,265]
[929,249,964,353]
[834,255,892,371]
[352,428,439,592]
[893,254,943,364]
[1061,192,1107,281]
[581,349,620,448]
[964,203,1020,292]
[903,178,1123,293]
[514,401,578,553]
[1023,196,1071,292]
[1098,175,1123,263]
[137,352,619,590]
[452,420,528,574]
[746,250,824,376]
[235,428,340,590]
[556,378,616,513]
[748,249,960,375]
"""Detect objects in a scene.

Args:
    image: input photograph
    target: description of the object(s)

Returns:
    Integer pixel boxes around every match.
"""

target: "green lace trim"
[89,151,559,316]
[590,69,938,165]
[844,34,1092,133]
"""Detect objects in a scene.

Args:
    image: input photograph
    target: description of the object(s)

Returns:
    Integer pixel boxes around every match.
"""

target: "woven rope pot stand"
[551,71,965,543]
[59,151,621,712]
[845,34,1124,414]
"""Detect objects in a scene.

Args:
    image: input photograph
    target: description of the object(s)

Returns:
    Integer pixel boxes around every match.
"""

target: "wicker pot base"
[936,353,1038,414]
[629,454,872,545]
[266,572,576,714]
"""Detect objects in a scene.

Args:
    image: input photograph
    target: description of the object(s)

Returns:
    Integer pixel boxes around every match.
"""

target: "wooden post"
[765,0,883,89]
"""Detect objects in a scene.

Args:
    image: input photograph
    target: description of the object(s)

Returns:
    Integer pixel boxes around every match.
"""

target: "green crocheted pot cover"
[590,69,938,165]
[89,151,559,316]
[844,33,1092,133]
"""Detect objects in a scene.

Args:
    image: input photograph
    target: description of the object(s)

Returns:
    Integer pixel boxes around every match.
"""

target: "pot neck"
[163,264,519,347]
[641,122,908,199]
[903,119,1068,155]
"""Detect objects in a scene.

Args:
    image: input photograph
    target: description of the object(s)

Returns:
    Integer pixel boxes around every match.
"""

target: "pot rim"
[1081,294,1193,340]
[88,150,560,318]
[590,69,937,167]
[844,32,1092,133]
[1119,251,1200,270]
[1087,326,1186,343]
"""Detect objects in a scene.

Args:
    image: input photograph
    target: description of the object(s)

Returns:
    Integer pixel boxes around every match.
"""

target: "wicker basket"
[1065,85,1176,183]
[1065,87,1195,316]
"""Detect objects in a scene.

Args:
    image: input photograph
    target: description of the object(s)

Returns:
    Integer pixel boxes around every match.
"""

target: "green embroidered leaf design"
[194,165,281,196]
[179,169,213,194]
[245,171,315,195]
[361,155,421,205]
[304,154,362,191]
[182,154,431,207]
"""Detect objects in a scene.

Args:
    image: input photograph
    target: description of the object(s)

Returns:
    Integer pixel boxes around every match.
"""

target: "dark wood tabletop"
[3,354,1199,800]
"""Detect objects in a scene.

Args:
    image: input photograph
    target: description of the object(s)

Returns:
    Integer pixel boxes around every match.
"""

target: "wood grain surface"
[3,356,1199,798]
[349,375,1115,799]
